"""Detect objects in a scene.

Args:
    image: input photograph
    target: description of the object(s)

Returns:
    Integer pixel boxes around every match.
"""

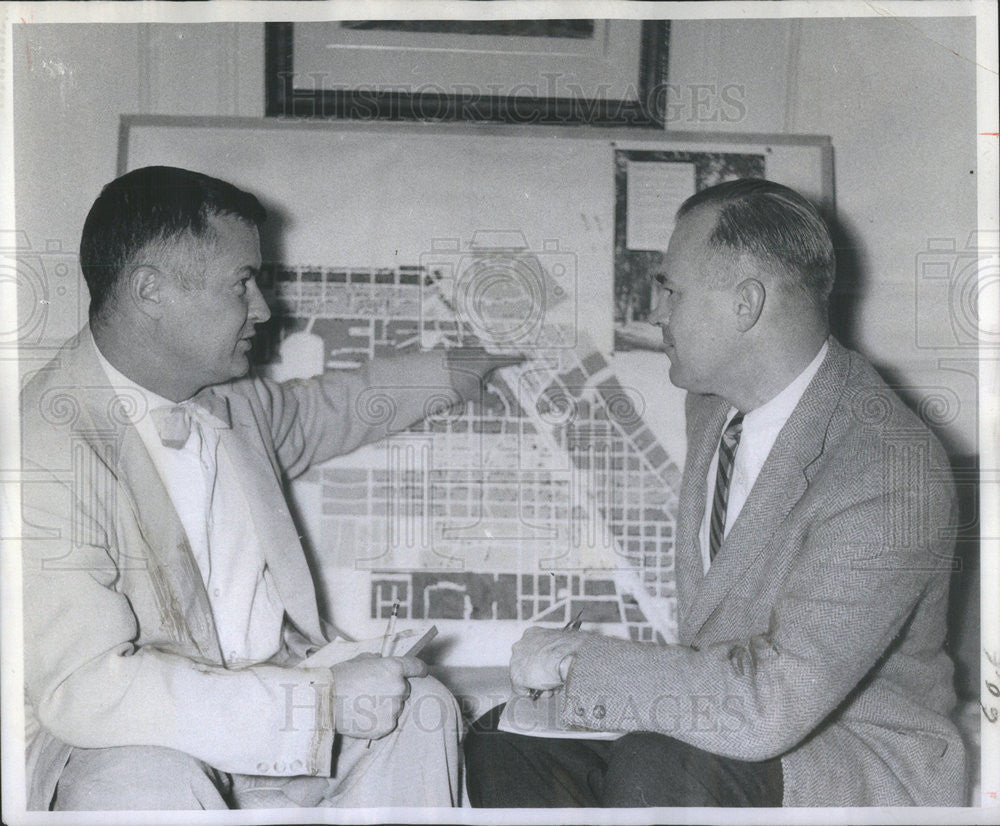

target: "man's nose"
[248,279,272,324]
[648,292,669,325]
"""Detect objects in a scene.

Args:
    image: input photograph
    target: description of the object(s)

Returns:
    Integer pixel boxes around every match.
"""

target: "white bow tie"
[150,392,231,450]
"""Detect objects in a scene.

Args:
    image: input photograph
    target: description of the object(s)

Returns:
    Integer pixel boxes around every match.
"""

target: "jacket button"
[257,762,269,773]
[291,759,303,772]
[593,704,606,720]
[274,762,285,772]
[574,706,586,717]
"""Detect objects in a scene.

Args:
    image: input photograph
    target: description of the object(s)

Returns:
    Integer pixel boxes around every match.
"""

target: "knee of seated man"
[399,675,460,735]
[53,745,228,810]
[604,733,687,780]
[612,730,679,761]
[462,721,523,784]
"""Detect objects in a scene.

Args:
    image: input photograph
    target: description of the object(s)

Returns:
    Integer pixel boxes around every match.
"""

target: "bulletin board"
[120,116,833,664]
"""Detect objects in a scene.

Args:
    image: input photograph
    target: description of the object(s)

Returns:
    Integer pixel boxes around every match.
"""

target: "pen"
[529,609,584,702]
[367,601,400,748]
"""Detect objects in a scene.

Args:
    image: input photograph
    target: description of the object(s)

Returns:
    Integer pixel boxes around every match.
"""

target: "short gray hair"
[677,179,835,308]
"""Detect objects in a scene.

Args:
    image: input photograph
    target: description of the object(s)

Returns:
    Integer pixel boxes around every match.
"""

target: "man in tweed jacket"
[464,179,964,807]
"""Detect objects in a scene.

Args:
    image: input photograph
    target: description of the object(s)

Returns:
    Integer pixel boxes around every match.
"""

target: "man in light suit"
[20,166,504,810]
[464,179,965,807]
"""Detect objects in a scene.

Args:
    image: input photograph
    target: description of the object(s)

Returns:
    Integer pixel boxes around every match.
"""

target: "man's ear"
[733,278,765,332]
[128,265,165,319]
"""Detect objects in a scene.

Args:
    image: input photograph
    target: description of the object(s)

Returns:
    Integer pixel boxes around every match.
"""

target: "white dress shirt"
[97,349,286,666]
[699,341,829,573]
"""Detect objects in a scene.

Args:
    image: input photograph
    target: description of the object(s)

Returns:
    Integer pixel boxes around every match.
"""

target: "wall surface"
[12,23,265,374]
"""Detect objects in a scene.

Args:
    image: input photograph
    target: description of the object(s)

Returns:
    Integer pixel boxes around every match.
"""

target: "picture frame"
[265,20,670,127]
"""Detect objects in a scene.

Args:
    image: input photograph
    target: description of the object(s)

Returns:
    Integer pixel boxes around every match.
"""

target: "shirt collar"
[739,339,830,433]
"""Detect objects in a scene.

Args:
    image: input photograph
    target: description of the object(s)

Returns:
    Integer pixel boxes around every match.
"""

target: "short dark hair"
[80,166,266,322]
[676,178,835,308]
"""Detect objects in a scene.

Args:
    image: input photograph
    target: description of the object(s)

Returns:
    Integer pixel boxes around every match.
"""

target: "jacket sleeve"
[561,433,957,761]
[20,438,337,777]
[251,350,459,479]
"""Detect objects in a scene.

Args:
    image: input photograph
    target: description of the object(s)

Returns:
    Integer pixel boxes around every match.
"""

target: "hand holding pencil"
[528,610,584,701]
[509,610,587,700]
[328,601,426,743]
[367,601,399,747]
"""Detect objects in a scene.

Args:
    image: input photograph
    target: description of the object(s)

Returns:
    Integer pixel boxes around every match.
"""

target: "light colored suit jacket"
[562,338,965,806]
[19,326,457,810]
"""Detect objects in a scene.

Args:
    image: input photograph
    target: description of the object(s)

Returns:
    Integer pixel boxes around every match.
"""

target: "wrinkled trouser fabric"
[464,703,783,808]
[52,676,461,810]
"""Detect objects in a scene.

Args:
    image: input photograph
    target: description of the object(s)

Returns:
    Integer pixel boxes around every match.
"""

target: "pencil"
[367,601,400,748]
[379,601,400,657]
[529,609,584,702]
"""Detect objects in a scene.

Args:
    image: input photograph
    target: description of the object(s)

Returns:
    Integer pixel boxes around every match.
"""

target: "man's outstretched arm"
[255,348,519,479]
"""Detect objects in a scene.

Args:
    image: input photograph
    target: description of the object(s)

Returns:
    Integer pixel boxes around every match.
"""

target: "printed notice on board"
[625,161,696,251]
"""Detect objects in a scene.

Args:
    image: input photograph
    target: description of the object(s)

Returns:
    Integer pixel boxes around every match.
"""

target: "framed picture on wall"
[265,20,670,127]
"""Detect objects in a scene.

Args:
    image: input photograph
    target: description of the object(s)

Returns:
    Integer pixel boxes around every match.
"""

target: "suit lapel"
[682,339,851,641]
[219,389,325,644]
[115,428,222,660]
[70,330,223,661]
[675,397,729,643]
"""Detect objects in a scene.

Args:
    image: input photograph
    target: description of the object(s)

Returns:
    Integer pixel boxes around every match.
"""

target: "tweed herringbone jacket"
[562,337,965,806]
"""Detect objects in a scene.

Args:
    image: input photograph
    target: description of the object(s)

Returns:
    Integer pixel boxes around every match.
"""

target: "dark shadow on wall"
[249,196,292,367]
[872,370,980,698]
[827,211,867,351]
[871,363,980,699]
[945,452,981,699]
[823,214,980,699]
[828,215,980,699]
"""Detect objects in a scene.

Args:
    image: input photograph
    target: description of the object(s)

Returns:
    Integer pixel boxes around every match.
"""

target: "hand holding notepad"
[510,621,588,698]
[299,625,438,669]
[299,624,437,741]
[503,613,624,739]
[527,610,584,701]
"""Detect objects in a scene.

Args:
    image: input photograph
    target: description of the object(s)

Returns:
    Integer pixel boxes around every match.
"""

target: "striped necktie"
[709,411,745,562]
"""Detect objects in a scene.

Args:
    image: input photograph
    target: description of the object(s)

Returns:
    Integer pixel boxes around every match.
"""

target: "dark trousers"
[464,705,783,808]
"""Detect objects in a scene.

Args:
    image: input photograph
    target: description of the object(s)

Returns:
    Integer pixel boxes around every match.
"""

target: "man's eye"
[236,279,250,294]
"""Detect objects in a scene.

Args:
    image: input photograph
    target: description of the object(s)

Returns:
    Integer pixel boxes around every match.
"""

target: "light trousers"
[51,675,461,810]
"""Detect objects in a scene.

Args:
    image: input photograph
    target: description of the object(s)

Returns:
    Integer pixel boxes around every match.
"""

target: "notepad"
[299,625,438,669]
[498,690,625,740]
